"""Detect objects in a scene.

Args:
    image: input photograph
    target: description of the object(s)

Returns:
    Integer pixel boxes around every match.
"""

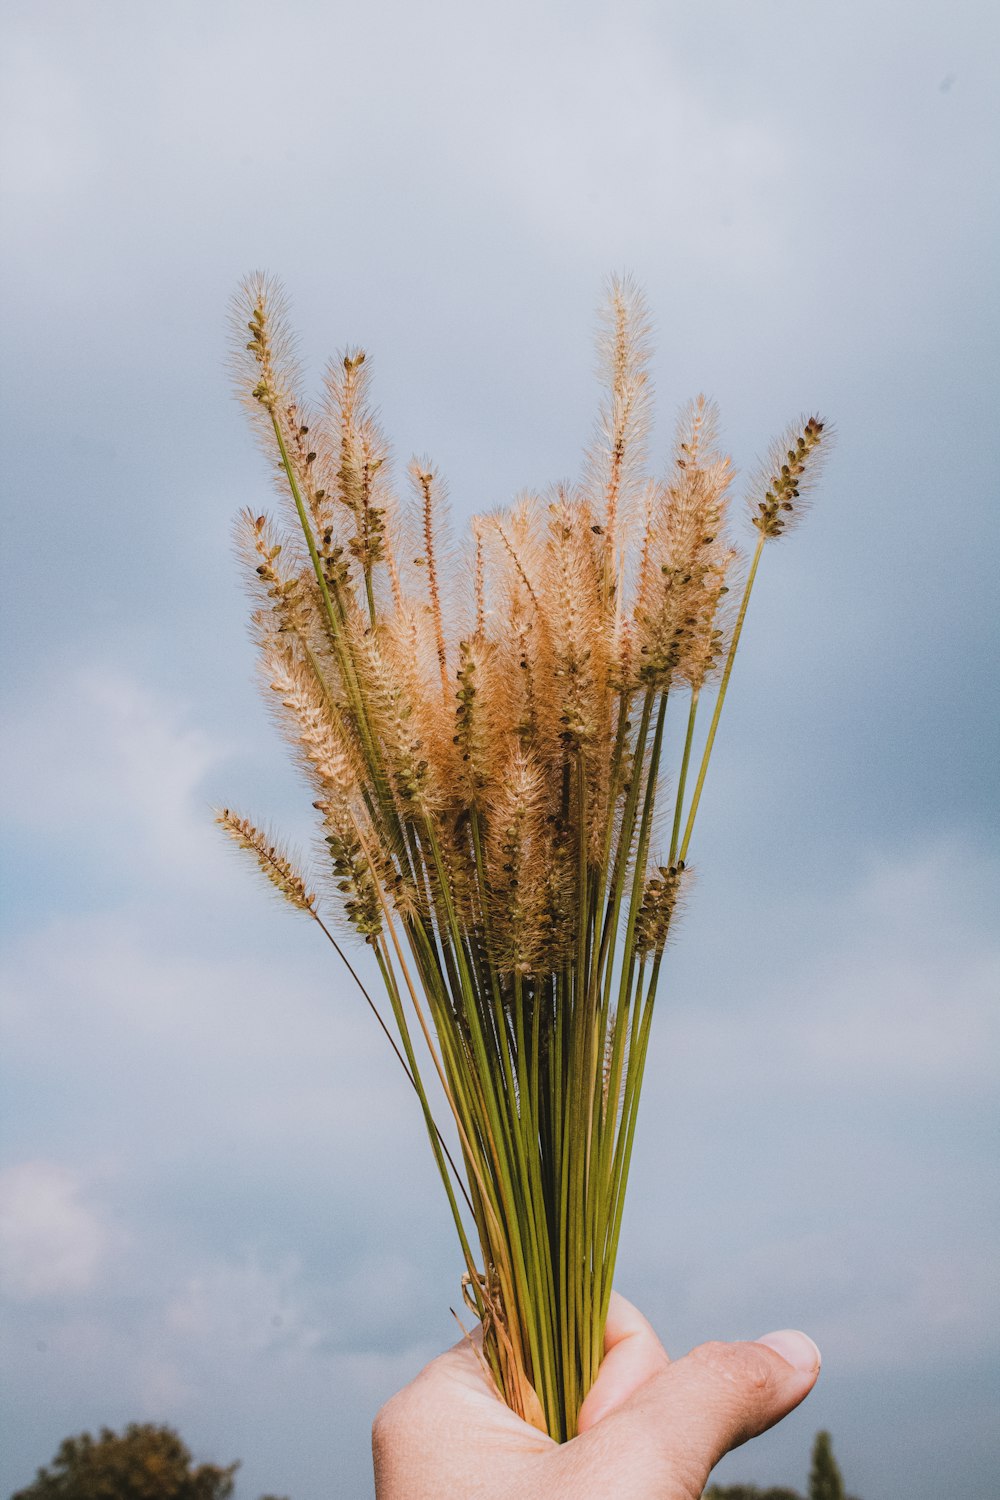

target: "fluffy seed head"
[486,748,550,975]
[585,274,654,560]
[634,400,737,690]
[324,348,391,582]
[750,415,828,540]
[216,809,316,915]
[635,862,688,956]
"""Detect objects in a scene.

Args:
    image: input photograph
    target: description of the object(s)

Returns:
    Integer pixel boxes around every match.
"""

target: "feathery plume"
[265,644,358,797]
[486,748,549,975]
[750,415,827,540]
[454,636,496,808]
[324,348,391,618]
[315,794,385,942]
[231,273,300,436]
[410,460,451,700]
[216,809,316,915]
[634,399,736,691]
[472,520,486,639]
[543,490,605,753]
[635,861,688,956]
[235,508,315,642]
[355,626,434,817]
[584,274,653,573]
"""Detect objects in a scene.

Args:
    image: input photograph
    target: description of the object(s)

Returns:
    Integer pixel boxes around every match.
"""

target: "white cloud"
[460,15,793,273]
[1,0,795,296]
[165,1253,319,1355]
[155,1249,440,1430]
[666,1219,1000,1376]
[0,1243,435,1498]
[620,836,999,1381]
[0,1161,110,1300]
[666,837,1000,1091]
[781,839,1000,1087]
[0,899,429,1209]
[0,664,230,884]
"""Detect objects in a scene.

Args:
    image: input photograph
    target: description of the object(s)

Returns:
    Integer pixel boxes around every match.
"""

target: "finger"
[645,1329,822,1492]
[604,1290,670,1361]
[576,1291,670,1433]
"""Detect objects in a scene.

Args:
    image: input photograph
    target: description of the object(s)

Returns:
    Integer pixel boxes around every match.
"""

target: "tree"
[705,1487,803,1500]
[705,1431,859,1500]
[808,1430,845,1500]
[11,1423,240,1500]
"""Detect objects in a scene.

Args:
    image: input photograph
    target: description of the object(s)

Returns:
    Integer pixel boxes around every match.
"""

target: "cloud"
[165,1253,320,1355]
[0,665,234,904]
[0,0,795,302]
[665,835,1000,1092]
[662,1213,1000,1375]
[617,834,999,1387]
[155,1250,440,1420]
[778,839,999,1087]
[0,1242,436,1499]
[0,902,419,1189]
[0,1161,111,1300]
[452,13,794,274]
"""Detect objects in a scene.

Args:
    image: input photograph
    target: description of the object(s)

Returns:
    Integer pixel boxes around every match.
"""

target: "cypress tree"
[808,1430,845,1500]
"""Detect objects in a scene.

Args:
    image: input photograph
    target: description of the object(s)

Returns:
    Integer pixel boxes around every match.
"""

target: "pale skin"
[373,1294,821,1499]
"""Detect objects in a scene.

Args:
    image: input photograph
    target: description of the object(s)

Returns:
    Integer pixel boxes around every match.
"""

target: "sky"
[0,1,997,1496]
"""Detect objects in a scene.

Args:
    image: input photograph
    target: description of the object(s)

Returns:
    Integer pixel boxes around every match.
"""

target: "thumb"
[574,1323,820,1499]
[647,1330,822,1492]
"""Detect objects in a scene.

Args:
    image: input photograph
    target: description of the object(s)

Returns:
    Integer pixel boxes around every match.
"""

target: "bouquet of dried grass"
[219,274,827,1440]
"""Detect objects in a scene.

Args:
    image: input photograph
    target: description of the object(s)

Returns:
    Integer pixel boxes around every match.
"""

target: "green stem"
[599,952,661,1330]
[679,535,764,864]
[373,944,478,1277]
[595,690,655,1010]
[313,914,473,1215]
[364,567,378,633]
[669,689,699,869]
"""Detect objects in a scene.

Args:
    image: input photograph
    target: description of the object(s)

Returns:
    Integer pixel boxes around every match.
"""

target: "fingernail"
[754,1329,822,1373]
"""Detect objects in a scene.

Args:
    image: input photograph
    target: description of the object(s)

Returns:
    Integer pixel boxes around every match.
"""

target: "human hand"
[372,1293,820,1499]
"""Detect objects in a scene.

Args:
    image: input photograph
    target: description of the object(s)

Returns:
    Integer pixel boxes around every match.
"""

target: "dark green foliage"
[705,1487,803,1500]
[11,1424,238,1500]
[808,1430,845,1500]
[706,1431,858,1500]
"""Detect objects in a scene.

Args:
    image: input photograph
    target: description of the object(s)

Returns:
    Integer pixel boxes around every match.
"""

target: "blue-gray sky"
[1,2,997,1497]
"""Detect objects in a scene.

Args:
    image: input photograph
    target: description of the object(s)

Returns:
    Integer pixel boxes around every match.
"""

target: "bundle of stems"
[219,274,827,1441]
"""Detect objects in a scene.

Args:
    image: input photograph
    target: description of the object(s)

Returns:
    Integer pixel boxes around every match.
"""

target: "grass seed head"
[635,861,688,956]
[750,415,828,540]
[216,809,316,915]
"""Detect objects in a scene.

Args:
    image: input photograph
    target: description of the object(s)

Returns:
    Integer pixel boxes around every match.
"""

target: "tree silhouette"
[705,1486,803,1499]
[808,1430,845,1500]
[11,1424,241,1500]
[706,1429,859,1500]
